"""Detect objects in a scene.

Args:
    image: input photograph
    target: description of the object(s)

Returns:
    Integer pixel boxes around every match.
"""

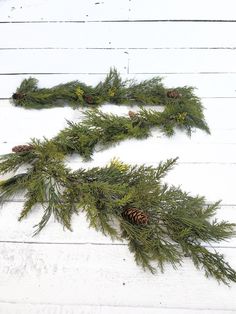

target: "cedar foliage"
[4,72,236,284]
[0,156,235,285]
[0,107,209,170]
[54,105,209,158]
[53,106,209,160]
[12,68,204,113]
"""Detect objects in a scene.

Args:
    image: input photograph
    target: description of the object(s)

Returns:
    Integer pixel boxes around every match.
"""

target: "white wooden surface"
[0,1,236,313]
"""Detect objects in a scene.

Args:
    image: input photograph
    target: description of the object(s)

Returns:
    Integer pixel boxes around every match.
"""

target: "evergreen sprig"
[0,106,209,174]
[53,105,209,159]
[12,68,204,112]
[0,156,235,285]
[54,105,209,158]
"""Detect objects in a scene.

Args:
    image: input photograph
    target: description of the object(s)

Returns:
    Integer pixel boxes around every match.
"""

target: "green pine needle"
[0,157,235,285]
[12,68,206,117]
[54,107,209,161]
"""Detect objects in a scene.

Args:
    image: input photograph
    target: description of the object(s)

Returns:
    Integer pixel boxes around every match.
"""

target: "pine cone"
[122,207,149,225]
[12,93,25,100]
[84,95,94,104]
[167,90,182,99]
[128,110,137,119]
[12,144,34,153]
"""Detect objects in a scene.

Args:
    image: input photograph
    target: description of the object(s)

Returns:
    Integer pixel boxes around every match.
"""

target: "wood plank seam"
[0,241,235,249]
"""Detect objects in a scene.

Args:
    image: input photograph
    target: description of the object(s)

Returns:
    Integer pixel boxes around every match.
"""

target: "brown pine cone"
[12,93,25,100]
[12,144,34,153]
[128,110,137,119]
[167,90,182,99]
[122,207,149,225]
[84,95,94,104]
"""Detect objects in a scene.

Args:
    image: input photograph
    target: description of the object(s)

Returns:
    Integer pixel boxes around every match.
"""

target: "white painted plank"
[1,22,236,48]
[0,73,236,98]
[160,73,236,98]
[0,49,235,75]
[129,0,236,20]
[0,243,235,309]
[0,303,235,314]
[1,0,236,21]
[0,104,75,151]
[1,49,236,75]
[167,164,235,205]
[129,49,236,73]
[0,203,235,247]
[68,138,236,164]
[0,50,128,74]
[0,0,129,22]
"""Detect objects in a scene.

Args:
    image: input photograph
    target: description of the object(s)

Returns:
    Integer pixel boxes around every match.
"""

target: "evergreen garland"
[1,105,209,172]
[53,105,209,160]
[3,71,236,284]
[12,68,203,110]
[0,155,235,285]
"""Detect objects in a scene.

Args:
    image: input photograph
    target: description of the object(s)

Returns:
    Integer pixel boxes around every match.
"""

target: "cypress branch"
[54,107,209,160]
[56,105,209,156]
[0,157,235,284]
[12,68,205,116]
[0,107,209,175]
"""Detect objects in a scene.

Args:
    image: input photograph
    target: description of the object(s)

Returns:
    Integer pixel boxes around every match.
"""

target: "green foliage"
[0,156,235,285]
[3,73,234,283]
[13,79,87,109]
[54,107,209,160]
[0,150,36,174]
[12,68,206,118]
